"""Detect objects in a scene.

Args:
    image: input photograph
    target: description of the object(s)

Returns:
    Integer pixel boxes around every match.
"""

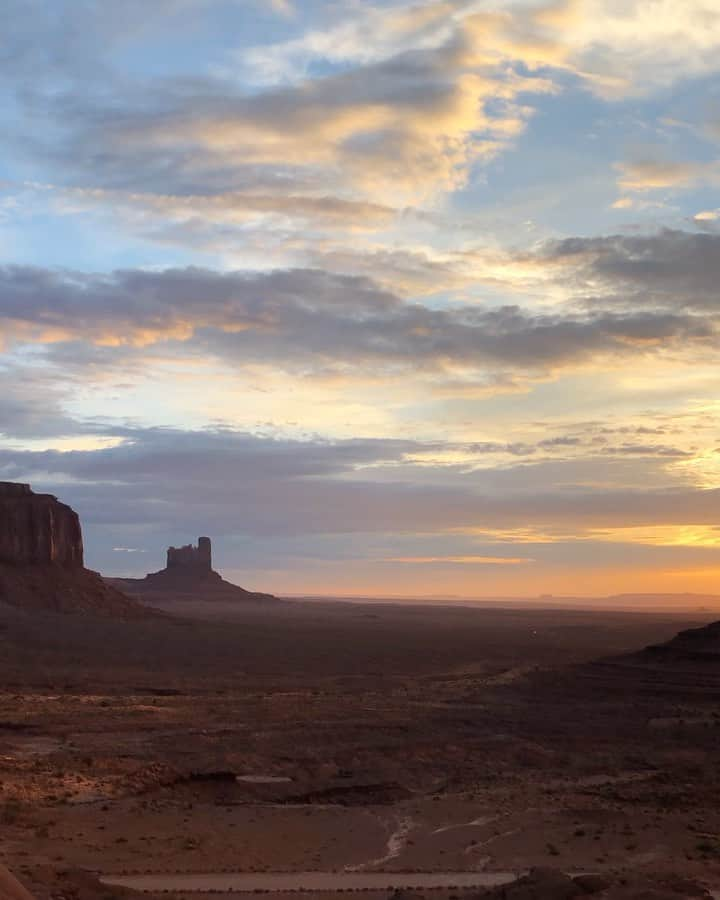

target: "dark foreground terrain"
[2,596,720,900]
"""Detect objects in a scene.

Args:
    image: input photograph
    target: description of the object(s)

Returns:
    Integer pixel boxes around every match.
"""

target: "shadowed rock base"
[0,564,148,617]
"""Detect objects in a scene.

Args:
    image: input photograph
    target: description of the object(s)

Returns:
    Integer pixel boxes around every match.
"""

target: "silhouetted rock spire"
[166,536,212,574]
[119,535,277,602]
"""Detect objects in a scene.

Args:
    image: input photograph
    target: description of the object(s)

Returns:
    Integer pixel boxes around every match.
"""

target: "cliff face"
[0,483,83,568]
[0,482,147,617]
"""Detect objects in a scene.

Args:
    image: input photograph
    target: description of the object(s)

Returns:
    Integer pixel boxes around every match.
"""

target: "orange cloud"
[385,555,535,565]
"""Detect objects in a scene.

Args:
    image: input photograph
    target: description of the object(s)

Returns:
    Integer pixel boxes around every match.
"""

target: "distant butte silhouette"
[0,482,145,616]
[149,535,221,585]
[114,535,278,602]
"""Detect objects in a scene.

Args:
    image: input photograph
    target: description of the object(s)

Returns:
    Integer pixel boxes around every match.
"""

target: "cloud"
[4,3,559,207]
[615,157,720,193]
[0,264,712,384]
[384,555,535,565]
[5,0,720,226]
[0,366,84,439]
[544,228,720,312]
[49,184,404,227]
[57,46,550,202]
[0,425,716,580]
[562,0,720,97]
[0,0,220,88]
[5,0,720,273]
[243,0,720,99]
[599,444,691,458]
[241,1,461,81]
[269,0,295,17]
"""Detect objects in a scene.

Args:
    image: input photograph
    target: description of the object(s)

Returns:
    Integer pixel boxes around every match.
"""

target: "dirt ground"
[2,595,720,900]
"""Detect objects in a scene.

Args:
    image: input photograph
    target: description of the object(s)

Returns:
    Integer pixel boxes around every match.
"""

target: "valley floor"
[1,597,719,899]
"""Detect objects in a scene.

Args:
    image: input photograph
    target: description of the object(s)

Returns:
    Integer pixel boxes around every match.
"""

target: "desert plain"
[3,587,720,900]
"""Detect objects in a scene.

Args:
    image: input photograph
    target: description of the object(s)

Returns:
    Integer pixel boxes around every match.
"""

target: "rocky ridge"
[644,619,720,660]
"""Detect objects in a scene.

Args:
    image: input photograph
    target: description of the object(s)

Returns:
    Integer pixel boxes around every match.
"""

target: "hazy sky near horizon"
[2,0,720,597]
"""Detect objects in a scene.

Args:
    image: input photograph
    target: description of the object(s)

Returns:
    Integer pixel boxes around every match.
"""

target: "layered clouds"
[4,424,720,594]
[0,262,713,371]
[2,1,720,595]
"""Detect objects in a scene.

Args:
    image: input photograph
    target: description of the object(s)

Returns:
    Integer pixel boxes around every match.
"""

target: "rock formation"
[166,536,215,578]
[145,536,223,587]
[0,482,145,617]
[644,619,720,660]
[112,535,278,602]
[0,482,83,568]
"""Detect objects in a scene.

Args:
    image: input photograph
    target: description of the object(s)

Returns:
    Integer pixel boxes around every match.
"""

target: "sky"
[2,0,720,598]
